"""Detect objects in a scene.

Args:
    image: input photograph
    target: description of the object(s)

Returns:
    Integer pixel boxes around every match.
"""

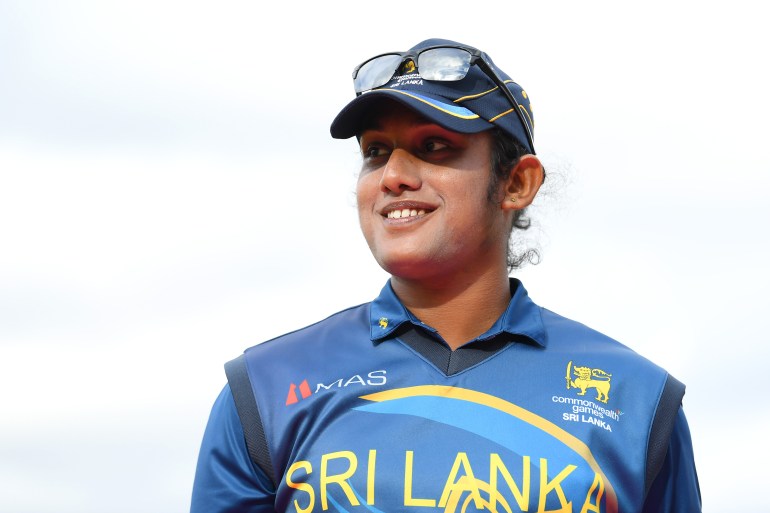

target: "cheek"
[356,170,380,204]
[355,174,377,228]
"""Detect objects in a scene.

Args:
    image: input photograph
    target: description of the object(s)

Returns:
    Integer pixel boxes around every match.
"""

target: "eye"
[362,143,390,160]
[424,140,448,152]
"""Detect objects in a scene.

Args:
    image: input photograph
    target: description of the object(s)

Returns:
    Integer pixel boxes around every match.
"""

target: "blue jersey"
[192,279,700,512]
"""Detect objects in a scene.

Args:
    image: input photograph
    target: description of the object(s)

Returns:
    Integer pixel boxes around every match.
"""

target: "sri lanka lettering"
[286,450,606,513]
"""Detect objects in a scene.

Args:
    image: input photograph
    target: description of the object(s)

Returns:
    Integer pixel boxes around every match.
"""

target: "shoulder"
[539,306,665,371]
[537,304,681,408]
[540,307,627,347]
[244,301,372,359]
[537,306,692,500]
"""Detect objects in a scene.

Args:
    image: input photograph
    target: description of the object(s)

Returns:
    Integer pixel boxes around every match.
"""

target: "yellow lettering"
[490,453,530,511]
[579,473,604,513]
[286,461,315,513]
[367,449,376,505]
[404,451,436,507]
[537,459,576,513]
[320,451,359,510]
[438,452,483,508]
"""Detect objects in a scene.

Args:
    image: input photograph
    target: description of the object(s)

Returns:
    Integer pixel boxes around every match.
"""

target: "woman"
[191,38,701,513]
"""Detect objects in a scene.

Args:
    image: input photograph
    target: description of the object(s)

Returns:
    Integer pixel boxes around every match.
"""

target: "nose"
[379,148,422,195]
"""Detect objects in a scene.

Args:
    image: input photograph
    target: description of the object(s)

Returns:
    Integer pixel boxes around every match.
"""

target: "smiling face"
[356,103,512,283]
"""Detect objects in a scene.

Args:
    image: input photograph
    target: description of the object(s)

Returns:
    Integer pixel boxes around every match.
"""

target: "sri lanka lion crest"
[566,360,611,403]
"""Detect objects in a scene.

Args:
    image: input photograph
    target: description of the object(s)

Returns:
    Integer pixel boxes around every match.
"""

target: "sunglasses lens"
[417,48,472,81]
[354,54,404,93]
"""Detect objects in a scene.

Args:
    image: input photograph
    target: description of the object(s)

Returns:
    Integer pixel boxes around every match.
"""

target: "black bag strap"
[645,373,685,497]
[224,354,277,488]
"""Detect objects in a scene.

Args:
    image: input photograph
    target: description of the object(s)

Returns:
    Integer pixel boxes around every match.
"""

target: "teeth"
[387,208,428,219]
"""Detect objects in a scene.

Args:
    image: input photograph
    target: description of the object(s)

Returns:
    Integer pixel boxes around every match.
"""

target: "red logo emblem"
[285,380,312,405]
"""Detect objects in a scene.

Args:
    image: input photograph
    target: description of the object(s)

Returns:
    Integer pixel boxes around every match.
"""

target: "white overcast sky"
[1,1,768,511]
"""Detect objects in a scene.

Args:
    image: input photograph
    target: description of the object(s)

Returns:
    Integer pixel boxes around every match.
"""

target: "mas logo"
[285,370,387,406]
[285,380,313,405]
[565,360,611,403]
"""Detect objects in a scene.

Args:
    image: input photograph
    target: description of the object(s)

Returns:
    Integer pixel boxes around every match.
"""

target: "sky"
[1,1,768,511]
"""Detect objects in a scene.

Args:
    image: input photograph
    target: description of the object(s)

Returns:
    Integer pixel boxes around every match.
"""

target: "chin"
[375,252,449,281]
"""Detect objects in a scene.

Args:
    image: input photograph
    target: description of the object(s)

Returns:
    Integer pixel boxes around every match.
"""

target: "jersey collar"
[369,278,547,347]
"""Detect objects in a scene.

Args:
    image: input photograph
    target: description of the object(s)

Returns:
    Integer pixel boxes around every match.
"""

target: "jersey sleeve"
[642,407,702,513]
[191,385,276,513]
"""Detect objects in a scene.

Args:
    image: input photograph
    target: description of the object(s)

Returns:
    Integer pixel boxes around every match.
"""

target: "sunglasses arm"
[472,57,535,152]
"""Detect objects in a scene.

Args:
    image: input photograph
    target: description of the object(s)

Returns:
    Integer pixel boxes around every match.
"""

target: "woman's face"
[356,104,511,283]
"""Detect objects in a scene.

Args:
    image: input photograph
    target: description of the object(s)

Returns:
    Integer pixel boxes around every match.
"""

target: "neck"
[391,266,512,350]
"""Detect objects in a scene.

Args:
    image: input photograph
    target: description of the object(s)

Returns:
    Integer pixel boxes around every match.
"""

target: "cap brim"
[330,89,494,139]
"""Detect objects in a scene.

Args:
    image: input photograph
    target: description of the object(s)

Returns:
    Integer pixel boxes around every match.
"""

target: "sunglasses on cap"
[351,44,534,152]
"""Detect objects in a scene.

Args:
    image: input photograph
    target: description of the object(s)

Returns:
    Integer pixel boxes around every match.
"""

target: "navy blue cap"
[330,38,535,154]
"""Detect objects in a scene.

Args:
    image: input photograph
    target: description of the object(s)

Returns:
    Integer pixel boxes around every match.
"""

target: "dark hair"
[488,128,544,271]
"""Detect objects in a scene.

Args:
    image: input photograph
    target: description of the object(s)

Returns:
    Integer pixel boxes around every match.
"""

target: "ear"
[501,155,544,211]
